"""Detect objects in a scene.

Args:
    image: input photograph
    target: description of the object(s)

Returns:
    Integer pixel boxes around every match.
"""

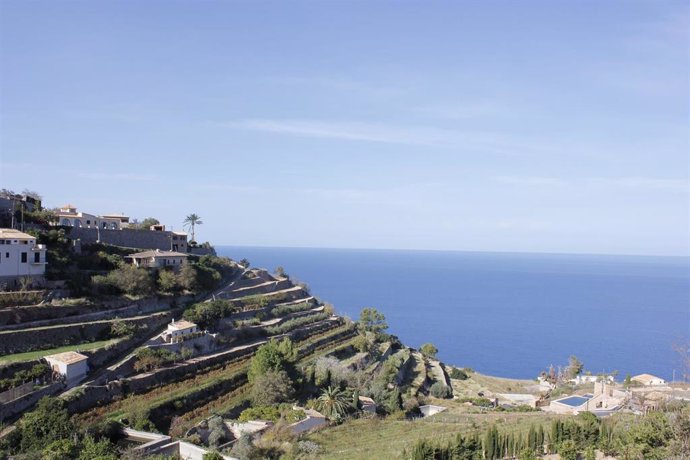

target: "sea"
[217,246,690,381]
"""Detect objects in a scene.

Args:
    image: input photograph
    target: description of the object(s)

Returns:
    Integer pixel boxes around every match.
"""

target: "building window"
[21,252,27,263]
[34,252,40,263]
[5,252,9,258]
[87,220,91,225]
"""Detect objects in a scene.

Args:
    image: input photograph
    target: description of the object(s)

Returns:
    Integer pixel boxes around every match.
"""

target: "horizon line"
[213,243,690,260]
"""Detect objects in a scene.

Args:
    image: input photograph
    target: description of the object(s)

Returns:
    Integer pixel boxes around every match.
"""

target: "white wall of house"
[168,326,198,337]
[0,230,46,283]
[44,357,88,385]
[57,209,122,230]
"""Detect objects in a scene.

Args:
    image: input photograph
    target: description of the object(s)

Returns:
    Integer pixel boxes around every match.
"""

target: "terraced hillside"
[66,267,359,436]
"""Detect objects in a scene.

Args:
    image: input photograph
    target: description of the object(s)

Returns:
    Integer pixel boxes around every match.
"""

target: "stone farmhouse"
[0,228,47,286]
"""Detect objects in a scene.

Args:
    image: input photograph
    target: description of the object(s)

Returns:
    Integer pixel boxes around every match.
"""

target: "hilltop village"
[0,190,688,460]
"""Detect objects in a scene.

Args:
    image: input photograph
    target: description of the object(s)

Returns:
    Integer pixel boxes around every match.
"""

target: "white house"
[287,407,327,434]
[0,228,47,286]
[126,249,188,269]
[44,351,89,386]
[167,319,199,339]
[56,205,123,230]
[632,374,667,386]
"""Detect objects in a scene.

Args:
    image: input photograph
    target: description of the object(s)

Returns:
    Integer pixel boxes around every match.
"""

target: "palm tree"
[316,386,349,421]
[183,213,203,243]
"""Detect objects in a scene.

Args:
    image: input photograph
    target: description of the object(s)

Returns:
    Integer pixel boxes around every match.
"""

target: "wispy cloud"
[494,175,689,192]
[494,176,567,186]
[587,177,689,192]
[77,172,158,182]
[415,100,511,120]
[221,119,439,145]
[260,76,402,98]
[496,219,552,231]
[218,118,565,156]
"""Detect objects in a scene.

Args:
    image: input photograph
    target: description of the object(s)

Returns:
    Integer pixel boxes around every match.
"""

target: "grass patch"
[0,339,119,364]
[307,411,559,459]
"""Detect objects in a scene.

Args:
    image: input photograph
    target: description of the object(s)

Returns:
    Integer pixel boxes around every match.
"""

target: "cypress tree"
[537,425,544,454]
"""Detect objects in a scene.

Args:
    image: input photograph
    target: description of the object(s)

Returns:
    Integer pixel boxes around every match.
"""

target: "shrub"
[178,264,221,293]
[450,367,468,380]
[92,265,154,296]
[264,312,329,335]
[420,343,438,359]
[133,347,178,372]
[251,370,294,405]
[429,382,452,399]
[157,269,179,293]
[110,319,137,338]
[183,300,235,329]
[238,404,306,423]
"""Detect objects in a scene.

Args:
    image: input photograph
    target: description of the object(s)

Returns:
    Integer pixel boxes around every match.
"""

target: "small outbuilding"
[44,351,88,386]
[166,319,199,339]
[632,374,666,386]
[358,396,377,413]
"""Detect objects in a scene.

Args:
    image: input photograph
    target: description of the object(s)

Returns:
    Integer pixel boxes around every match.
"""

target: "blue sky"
[1,1,688,256]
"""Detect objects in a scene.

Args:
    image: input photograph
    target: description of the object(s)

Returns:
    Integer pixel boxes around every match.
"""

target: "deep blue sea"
[217,246,690,381]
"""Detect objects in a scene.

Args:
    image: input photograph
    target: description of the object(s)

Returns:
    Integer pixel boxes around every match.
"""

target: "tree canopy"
[248,338,298,383]
[358,307,388,334]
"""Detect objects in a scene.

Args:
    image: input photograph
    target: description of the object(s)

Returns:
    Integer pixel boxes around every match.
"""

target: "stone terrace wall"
[0,312,172,355]
[0,382,64,422]
[68,227,181,251]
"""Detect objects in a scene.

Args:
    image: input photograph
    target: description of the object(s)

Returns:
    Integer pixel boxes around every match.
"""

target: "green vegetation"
[184,299,236,329]
[402,409,690,460]
[0,339,118,364]
[250,369,294,405]
[429,381,453,399]
[357,307,388,335]
[420,342,438,359]
[133,347,179,372]
[248,338,298,383]
[317,386,350,421]
[130,217,160,230]
[183,213,203,243]
[91,265,155,296]
[0,363,50,392]
[450,367,469,380]
[264,311,330,335]
[269,299,316,317]
[238,404,306,423]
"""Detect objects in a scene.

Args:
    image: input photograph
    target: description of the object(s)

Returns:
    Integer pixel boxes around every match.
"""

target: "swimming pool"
[555,396,590,407]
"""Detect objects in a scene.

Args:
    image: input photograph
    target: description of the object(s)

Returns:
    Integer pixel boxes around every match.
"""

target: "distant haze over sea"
[218,246,690,381]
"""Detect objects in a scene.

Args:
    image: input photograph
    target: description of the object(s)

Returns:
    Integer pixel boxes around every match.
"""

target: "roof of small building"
[44,351,88,365]
[169,320,197,330]
[358,396,376,405]
[127,250,189,259]
[632,373,665,383]
[0,228,36,240]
